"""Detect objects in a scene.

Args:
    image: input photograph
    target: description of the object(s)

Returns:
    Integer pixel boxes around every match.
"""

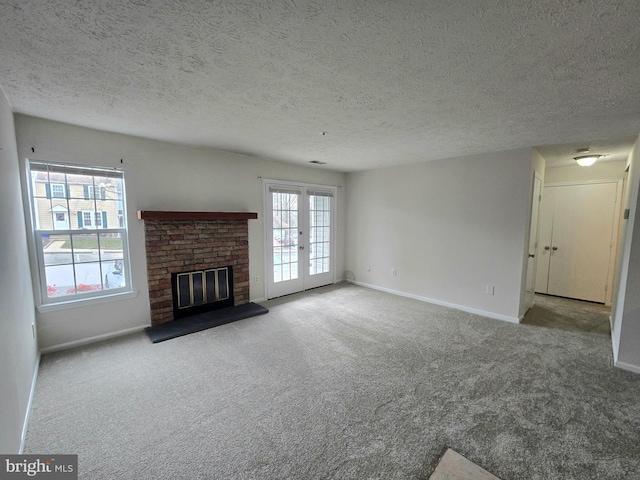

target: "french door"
[265,181,336,299]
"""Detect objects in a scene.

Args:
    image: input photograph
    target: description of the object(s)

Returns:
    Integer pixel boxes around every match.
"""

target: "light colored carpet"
[25,283,640,479]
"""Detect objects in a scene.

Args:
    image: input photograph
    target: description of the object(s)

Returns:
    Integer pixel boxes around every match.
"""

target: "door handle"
[299,246,304,250]
[529,254,535,258]
[552,246,558,251]
[544,246,550,250]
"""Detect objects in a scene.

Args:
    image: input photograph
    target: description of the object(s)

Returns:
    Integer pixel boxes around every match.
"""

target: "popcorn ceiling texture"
[0,0,639,171]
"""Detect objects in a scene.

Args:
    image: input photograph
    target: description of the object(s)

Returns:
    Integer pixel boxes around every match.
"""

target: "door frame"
[524,172,543,312]
[543,178,624,305]
[262,178,338,299]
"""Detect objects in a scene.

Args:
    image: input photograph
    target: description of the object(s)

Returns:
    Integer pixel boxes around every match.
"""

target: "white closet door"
[545,183,618,303]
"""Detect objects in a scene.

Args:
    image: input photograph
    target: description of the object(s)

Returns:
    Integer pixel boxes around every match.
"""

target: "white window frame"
[79,210,106,229]
[51,183,66,198]
[27,160,132,305]
[83,211,93,227]
[87,185,105,200]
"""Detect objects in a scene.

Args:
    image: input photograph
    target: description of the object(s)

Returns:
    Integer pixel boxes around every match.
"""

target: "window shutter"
[77,211,84,228]
[45,184,51,199]
[66,185,70,199]
[83,186,89,199]
[102,212,108,228]
[101,187,106,200]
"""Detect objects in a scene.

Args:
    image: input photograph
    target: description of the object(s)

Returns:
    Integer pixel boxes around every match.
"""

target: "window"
[86,185,106,200]
[83,211,93,227]
[51,183,66,198]
[28,161,131,303]
[78,211,107,229]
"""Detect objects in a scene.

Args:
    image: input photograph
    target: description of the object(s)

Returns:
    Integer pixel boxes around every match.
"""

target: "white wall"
[612,133,640,372]
[14,114,346,350]
[0,95,39,452]
[532,149,546,180]
[345,148,533,322]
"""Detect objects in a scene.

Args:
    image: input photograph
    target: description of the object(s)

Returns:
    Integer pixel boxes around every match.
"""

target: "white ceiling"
[1,0,639,172]
[537,137,638,168]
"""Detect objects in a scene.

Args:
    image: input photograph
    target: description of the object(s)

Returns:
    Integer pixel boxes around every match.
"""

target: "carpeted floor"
[523,294,611,335]
[24,283,640,479]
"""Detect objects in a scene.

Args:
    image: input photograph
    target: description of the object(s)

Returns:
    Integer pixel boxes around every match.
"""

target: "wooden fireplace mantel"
[137,211,258,221]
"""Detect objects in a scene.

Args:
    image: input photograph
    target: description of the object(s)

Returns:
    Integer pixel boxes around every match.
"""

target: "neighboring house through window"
[28,161,131,303]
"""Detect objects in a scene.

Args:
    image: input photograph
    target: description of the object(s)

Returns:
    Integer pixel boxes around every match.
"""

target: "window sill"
[37,290,139,313]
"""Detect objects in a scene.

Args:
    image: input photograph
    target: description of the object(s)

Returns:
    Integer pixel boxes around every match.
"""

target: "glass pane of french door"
[309,194,331,275]
[272,191,299,282]
[305,191,334,290]
[267,188,304,298]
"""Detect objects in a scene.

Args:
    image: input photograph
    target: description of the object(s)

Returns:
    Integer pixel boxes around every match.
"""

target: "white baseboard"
[251,297,267,303]
[39,325,148,354]
[351,281,520,324]
[20,353,41,454]
[614,360,640,375]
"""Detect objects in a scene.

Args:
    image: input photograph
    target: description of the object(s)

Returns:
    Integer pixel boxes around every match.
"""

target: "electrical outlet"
[485,285,494,295]
[254,277,259,283]
[392,269,398,277]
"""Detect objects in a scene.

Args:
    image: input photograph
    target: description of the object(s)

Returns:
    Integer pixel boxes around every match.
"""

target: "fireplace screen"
[176,267,230,310]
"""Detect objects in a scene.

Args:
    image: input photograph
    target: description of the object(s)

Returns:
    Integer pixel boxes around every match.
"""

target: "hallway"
[523,294,611,335]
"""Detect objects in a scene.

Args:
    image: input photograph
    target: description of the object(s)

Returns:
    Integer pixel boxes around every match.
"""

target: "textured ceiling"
[537,136,638,168]
[1,0,639,172]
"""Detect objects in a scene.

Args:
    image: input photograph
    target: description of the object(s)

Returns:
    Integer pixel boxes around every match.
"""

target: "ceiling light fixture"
[309,160,327,165]
[574,154,601,167]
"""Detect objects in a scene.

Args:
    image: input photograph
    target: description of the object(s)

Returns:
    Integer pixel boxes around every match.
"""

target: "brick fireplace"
[138,211,258,326]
